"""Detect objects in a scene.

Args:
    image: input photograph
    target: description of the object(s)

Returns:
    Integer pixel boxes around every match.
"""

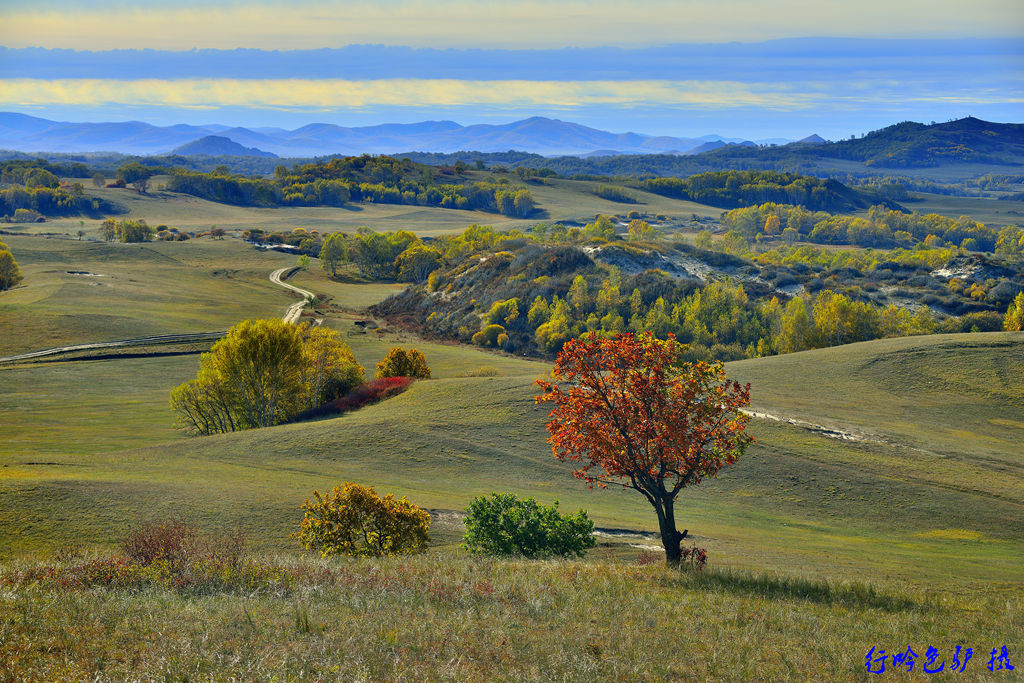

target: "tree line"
[165,155,536,217]
[0,238,23,291]
[719,202,1019,253]
[642,170,883,212]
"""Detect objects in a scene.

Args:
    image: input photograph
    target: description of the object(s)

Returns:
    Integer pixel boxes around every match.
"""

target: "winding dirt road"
[269,267,314,324]
[0,268,317,363]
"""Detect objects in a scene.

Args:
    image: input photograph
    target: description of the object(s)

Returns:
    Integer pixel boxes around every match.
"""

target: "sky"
[0,0,1022,141]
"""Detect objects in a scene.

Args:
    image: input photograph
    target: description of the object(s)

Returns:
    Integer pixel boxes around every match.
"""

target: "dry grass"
[0,551,1020,681]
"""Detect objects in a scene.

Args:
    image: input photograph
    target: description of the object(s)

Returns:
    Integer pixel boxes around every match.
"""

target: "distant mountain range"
[0,112,786,157]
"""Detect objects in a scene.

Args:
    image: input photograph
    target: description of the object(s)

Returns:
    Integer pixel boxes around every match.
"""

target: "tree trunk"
[657,497,687,566]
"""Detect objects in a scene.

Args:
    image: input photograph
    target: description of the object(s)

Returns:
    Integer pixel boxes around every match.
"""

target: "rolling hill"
[702,116,1024,168]
[3,276,1022,585]
[170,134,278,158]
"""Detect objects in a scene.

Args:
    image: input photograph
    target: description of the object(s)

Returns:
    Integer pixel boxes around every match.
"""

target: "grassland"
[903,191,1024,226]
[3,552,1020,681]
[2,229,1022,680]
[0,234,296,355]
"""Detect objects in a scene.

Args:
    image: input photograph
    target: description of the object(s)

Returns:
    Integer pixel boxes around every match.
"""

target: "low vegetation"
[1,549,1019,680]
[294,482,431,557]
[291,376,414,422]
[462,493,596,558]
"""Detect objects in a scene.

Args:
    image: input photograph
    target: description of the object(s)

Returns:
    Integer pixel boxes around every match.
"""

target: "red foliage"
[535,332,752,564]
[535,332,751,489]
[122,519,198,566]
[293,376,413,421]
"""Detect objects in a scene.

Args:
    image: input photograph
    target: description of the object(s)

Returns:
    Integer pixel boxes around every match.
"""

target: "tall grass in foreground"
[1,552,1021,681]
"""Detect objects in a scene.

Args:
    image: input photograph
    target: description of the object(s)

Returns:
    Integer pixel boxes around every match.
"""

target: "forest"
[641,170,892,212]
[166,156,537,216]
[718,202,1024,252]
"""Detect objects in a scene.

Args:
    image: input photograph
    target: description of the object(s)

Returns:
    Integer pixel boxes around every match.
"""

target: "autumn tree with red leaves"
[535,332,752,565]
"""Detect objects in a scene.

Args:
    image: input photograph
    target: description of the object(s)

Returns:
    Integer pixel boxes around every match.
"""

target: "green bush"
[462,493,596,559]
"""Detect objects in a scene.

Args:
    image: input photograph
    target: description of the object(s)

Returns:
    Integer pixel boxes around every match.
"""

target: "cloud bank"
[2,0,1022,49]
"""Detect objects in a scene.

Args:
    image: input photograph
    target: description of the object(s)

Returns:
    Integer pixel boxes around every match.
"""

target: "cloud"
[0,78,831,111]
[2,0,1022,50]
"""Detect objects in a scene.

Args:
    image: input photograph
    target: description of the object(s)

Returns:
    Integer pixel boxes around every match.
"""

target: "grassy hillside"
[3,551,1020,681]
[3,331,1022,588]
[0,235,296,355]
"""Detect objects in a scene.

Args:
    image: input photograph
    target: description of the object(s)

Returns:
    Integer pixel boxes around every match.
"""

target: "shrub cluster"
[375,347,432,379]
[0,520,312,595]
[171,320,365,434]
[292,376,413,421]
[294,482,431,558]
[462,493,596,559]
[592,184,638,203]
[100,217,156,243]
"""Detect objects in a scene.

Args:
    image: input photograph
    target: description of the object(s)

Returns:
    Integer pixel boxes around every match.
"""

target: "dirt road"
[0,268,317,363]
[269,267,315,324]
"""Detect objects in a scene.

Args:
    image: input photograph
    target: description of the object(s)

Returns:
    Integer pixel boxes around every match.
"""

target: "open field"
[0,234,296,355]
[2,234,1021,579]
[3,313,1022,589]
[2,331,1022,679]
[903,192,1024,226]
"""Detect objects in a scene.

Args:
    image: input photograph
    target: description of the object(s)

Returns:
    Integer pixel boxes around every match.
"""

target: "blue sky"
[0,1,1021,140]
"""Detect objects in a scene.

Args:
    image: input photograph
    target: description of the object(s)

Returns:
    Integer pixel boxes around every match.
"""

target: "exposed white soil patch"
[775,282,804,297]
[743,409,886,444]
[588,244,770,290]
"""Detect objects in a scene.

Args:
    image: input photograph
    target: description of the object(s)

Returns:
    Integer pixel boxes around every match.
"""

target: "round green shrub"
[462,493,596,559]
